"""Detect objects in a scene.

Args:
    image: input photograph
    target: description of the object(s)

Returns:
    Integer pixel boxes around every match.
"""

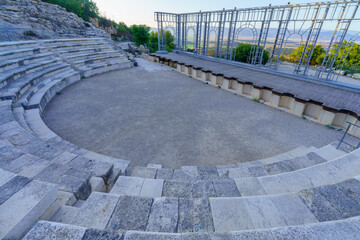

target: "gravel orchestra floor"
[43,59,343,168]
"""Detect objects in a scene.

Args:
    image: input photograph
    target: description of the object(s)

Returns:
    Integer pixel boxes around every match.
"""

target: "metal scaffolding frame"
[154,0,360,82]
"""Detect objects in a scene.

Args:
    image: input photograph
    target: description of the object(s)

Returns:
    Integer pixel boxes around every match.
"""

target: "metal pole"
[215,11,223,58]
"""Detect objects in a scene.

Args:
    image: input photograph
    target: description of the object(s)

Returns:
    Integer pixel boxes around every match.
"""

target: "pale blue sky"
[93,0,316,27]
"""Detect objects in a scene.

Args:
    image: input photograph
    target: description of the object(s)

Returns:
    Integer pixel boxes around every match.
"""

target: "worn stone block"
[198,166,219,180]
[234,177,266,196]
[190,180,216,198]
[298,188,344,221]
[271,194,318,225]
[51,205,80,224]
[162,180,191,198]
[156,168,174,180]
[317,185,360,218]
[124,231,181,240]
[173,169,197,181]
[131,166,157,179]
[244,195,287,228]
[82,228,124,240]
[0,181,58,239]
[146,197,178,232]
[210,197,254,231]
[311,219,360,239]
[110,176,144,196]
[178,198,214,233]
[139,178,164,198]
[23,221,86,240]
[106,195,153,231]
[258,175,290,195]
[213,180,240,197]
[0,175,31,205]
[231,230,276,240]
[72,192,119,229]
[271,225,320,240]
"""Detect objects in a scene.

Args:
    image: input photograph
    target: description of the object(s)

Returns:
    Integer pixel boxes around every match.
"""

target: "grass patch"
[326,124,335,129]
[56,91,62,95]
[252,98,260,103]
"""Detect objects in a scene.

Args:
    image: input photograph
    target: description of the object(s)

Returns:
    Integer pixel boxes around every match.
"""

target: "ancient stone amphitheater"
[1,3,360,240]
[0,37,359,240]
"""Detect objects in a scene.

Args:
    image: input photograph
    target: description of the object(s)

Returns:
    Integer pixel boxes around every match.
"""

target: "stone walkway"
[43,59,343,168]
[154,53,360,116]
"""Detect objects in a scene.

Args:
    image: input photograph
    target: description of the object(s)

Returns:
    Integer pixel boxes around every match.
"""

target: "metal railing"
[337,121,360,149]
[155,0,360,82]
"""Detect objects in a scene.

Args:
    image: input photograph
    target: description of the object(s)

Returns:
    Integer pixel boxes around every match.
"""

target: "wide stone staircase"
[1,38,360,239]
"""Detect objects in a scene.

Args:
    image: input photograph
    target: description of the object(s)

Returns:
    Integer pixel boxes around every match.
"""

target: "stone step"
[23,217,360,239]
[13,106,32,132]
[34,163,92,200]
[0,61,69,101]
[27,70,80,112]
[24,109,57,141]
[15,66,78,108]
[1,153,51,179]
[72,54,125,67]
[314,144,347,161]
[56,45,116,57]
[78,59,132,78]
[65,49,123,62]
[71,192,120,229]
[0,46,48,62]
[0,57,62,88]
[0,52,53,74]
[131,150,326,182]
[110,176,163,198]
[23,221,86,240]
[43,38,109,47]
[0,168,16,187]
[0,40,39,51]
[50,205,80,225]
[0,180,58,239]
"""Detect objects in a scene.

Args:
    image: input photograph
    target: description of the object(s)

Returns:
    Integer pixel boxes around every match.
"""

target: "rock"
[0,0,109,41]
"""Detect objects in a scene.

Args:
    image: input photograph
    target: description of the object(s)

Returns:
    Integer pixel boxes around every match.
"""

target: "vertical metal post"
[215,11,223,58]
[318,1,360,80]
[206,13,211,56]
[195,12,200,54]
[157,13,161,51]
[184,15,188,51]
[202,13,208,55]
[225,8,236,59]
[177,14,181,50]
[229,9,239,61]
[219,10,227,58]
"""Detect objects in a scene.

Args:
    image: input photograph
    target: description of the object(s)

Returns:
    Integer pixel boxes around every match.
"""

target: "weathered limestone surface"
[0,0,108,41]
[23,221,86,240]
[146,197,179,232]
[72,192,119,229]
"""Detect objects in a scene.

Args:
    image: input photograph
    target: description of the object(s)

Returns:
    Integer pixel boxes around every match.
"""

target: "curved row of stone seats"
[42,38,132,78]
[42,171,360,235]
[0,100,129,194]
[128,144,344,181]
[22,217,360,240]
[107,147,358,199]
[0,169,58,240]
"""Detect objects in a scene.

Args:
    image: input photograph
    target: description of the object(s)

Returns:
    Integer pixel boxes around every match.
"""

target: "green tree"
[43,0,99,22]
[149,30,176,53]
[233,44,270,65]
[290,44,325,65]
[129,25,151,46]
